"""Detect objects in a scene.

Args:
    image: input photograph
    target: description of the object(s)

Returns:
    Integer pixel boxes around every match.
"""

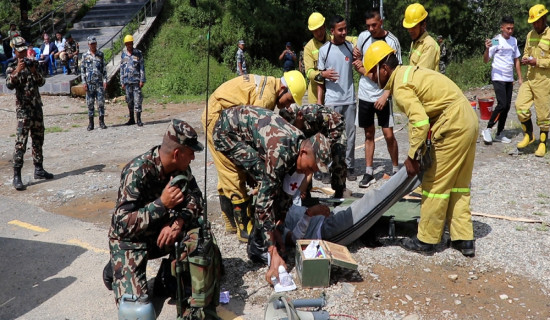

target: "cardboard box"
[295,239,358,288]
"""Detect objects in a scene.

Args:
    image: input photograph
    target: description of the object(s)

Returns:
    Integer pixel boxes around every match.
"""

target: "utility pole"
[345,0,349,24]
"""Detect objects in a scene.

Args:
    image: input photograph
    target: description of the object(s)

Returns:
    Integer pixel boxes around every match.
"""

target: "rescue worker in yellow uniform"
[515,4,550,157]
[362,41,478,257]
[201,71,306,242]
[304,12,356,104]
[403,3,440,71]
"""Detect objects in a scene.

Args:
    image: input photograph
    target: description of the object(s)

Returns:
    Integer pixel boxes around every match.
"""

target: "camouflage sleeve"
[80,54,87,84]
[173,169,203,224]
[5,63,18,90]
[139,51,146,83]
[33,63,45,87]
[120,51,126,85]
[102,52,107,82]
[112,168,168,239]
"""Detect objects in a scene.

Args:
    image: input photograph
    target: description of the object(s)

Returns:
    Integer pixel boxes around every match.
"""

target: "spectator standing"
[61,33,79,74]
[279,42,296,72]
[236,40,247,76]
[105,119,204,303]
[482,16,523,144]
[515,4,550,157]
[318,15,357,181]
[120,35,146,127]
[437,35,448,74]
[403,3,440,71]
[81,36,107,131]
[5,36,54,191]
[352,9,401,188]
[38,33,58,75]
[8,22,20,40]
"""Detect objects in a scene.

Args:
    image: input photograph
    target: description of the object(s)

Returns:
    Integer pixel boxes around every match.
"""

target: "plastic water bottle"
[278,265,292,287]
[118,294,156,320]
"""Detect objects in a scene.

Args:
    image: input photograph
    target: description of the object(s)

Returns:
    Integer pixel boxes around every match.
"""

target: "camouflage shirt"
[108,146,203,243]
[6,59,45,108]
[120,47,145,85]
[65,39,79,55]
[296,104,345,145]
[213,106,304,247]
[81,50,107,85]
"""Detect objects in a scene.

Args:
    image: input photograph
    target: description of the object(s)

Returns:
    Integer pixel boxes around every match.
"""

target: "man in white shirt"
[318,15,357,181]
[352,9,401,188]
[482,16,523,144]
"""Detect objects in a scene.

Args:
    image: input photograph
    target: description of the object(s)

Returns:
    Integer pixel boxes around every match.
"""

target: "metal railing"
[98,0,160,67]
[28,0,89,41]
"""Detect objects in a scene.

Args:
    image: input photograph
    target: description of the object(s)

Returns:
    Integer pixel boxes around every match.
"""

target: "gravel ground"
[0,86,548,319]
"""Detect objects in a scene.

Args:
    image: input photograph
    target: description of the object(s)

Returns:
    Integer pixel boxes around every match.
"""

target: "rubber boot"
[517,120,535,148]
[99,115,107,129]
[124,108,135,125]
[34,163,54,179]
[219,195,236,233]
[136,112,143,127]
[13,167,25,191]
[87,116,94,131]
[247,224,268,264]
[535,131,548,157]
[233,198,251,243]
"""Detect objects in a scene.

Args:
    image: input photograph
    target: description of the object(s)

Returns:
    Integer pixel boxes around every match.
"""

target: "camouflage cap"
[87,36,97,43]
[308,133,331,173]
[10,36,27,52]
[165,119,204,152]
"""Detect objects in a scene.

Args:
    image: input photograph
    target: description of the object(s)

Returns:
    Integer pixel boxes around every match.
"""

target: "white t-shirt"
[356,30,402,102]
[55,38,66,51]
[318,40,355,106]
[488,34,520,82]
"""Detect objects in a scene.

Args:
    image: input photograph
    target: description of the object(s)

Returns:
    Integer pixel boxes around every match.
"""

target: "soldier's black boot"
[102,261,113,290]
[34,163,54,180]
[124,108,135,125]
[87,116,94,131]
[99,116,107,129]
[219,195,237,233]
[13,167,25,191]
[136,112,143,127]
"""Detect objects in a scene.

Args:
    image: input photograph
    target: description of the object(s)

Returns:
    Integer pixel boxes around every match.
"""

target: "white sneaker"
[494,133,511,143]
[482,128,493,143]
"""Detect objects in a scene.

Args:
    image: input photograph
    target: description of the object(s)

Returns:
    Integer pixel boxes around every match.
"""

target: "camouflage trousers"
[109,237,178,302]
[13,105,45,168]
[125,83,143,113]
[86,83,105,117]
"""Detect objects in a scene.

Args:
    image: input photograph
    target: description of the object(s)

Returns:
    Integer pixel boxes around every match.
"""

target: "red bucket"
[478,97,494,121]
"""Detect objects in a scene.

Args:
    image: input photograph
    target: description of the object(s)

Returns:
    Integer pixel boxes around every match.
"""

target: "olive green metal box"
[295,240,358,288]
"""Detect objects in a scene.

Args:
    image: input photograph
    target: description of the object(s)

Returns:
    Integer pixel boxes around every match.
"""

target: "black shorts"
[357,99,394,128]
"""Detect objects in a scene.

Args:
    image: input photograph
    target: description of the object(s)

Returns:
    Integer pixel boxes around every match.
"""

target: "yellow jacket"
[384,65,469,159]
[409,32,440,71]
[523,26,550,81]
[304,34,357,103]
[202,74,280,127]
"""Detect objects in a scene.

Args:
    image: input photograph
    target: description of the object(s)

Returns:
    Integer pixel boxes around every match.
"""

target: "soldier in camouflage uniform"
[61,33,79,74]
[6,36,54,191]
[104,119,204,303]
[81,36,107,131]
[120,35,146,126]
[212,105,331,284]
[280,104,347,198]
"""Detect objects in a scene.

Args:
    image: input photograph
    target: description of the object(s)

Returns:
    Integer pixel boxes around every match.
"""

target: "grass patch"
[537,193,549,198]
[45,126,65,134]
[515,225,526,231]
[536,224,549,232]
[72,124,80,128]
[533,212,546,216]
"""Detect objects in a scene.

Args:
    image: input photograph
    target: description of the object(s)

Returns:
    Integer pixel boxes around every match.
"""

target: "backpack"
[174,226,222,320]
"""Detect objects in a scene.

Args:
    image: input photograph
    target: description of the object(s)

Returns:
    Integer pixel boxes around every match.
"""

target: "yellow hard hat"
[283,70,306,106]
[363,41,396,75]
[528,4,548,23]
[124,35,134,43]
[308,12,326,31]
[403,3,428,28]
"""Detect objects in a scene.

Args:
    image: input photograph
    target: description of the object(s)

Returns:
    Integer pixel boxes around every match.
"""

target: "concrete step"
[84,9,136,17]
[74,19,130,28]
[79,13,135,21]
[95,0,147,4]
[91,3,145,10]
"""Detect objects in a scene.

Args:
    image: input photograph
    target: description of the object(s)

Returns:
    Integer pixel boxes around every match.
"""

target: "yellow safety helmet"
[403,3,428,28]
[528,4,548,23]
[283,70,306,106]
[363,41,396,75]
[308,12,326,31]
[124,35,134,43]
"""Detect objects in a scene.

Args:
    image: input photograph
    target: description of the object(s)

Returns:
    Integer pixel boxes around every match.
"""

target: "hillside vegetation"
[142,0,533,100]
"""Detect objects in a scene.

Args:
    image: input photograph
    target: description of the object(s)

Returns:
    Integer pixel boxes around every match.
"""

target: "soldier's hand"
[103,82,107,90]
[161,177,184,209]
[265,246,287,285]
[139,81,144,88]
[157,223,181,248]
[121,84,125,90]
[15,58,25,73]
[83,83,87,91]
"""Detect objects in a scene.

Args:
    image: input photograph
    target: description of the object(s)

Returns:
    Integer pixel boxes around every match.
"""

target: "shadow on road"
[0,237,86,320]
